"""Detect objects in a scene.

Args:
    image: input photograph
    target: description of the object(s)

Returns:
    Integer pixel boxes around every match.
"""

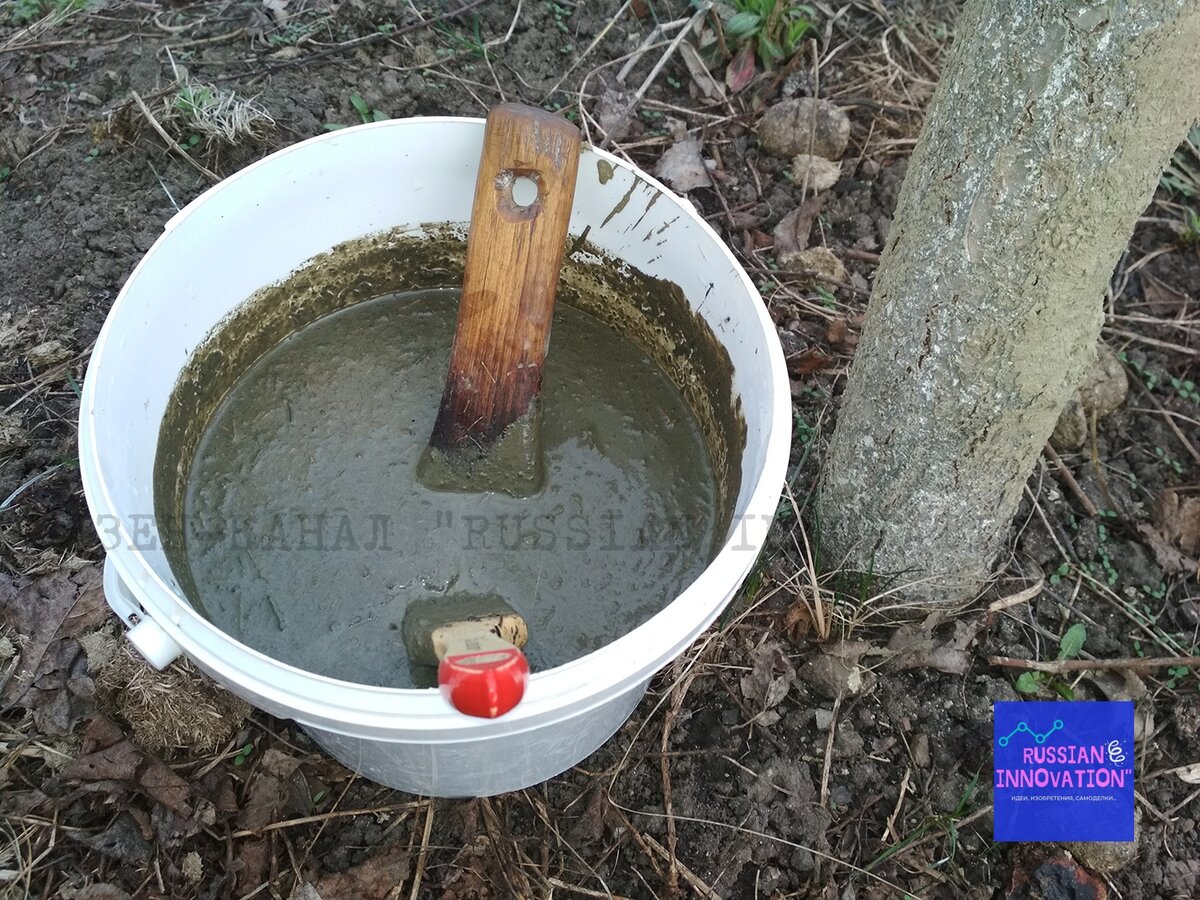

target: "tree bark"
[817,0,1200,602]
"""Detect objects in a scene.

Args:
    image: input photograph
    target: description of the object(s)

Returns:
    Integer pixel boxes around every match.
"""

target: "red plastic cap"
[438,647,529,718]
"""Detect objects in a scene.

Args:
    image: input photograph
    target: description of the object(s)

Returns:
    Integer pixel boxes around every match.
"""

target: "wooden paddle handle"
[430,103,581,452]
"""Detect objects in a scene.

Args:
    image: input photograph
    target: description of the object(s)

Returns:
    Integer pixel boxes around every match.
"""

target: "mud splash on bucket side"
[154,227,746,604]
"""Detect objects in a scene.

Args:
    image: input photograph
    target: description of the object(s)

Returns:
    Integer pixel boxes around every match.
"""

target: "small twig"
[642,834,725,900]
[842,247,882,263]
[1126,370,1200,467]
[1166,786,1200,818]
[661,659,698,898]
[988,655,1200,674]
[608,805,666,881]
[545,878,635,900]
[1042,442,1099,517]
[600,3,711,150]
[615,16,691,83]
[1147,761,1200,781]
[1135,790,1174,825]
[230,802,421,838]
[1103,326,1200,359]
[819,694,841,810]
[882,766,911,843]
[409,801,435,900]
[131,90,219,183]
[986,578,1045,616]
[747,263,870,297]
[209,0,488,84]
[543,0,633,100]
[163,27,247,53]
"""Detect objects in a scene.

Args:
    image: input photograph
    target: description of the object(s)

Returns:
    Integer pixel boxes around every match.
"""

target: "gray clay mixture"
[179,289,718,686]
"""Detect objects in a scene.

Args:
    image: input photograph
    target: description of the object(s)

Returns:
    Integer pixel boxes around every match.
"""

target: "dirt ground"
[2,1,1199,898]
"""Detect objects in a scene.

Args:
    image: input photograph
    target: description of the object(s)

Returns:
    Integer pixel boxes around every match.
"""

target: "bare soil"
[2,2,1199,899]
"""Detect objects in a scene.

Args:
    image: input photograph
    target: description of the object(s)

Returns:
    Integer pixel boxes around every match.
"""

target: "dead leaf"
[1137,524,1197,575]
[798,640,874,699]
[783,602,813,641]
[1154,489,1200,556]
[596,87,635,142]
[571,788,611,844]
[64,733,195,819]
[237,840,271,895]
[313,845,411,900]
[0,564,108,706]
[1141,275,1191,316]
[787,348,832,377]
[887,613,975,675]
[655,136,712,192]
[72,814,152,864]
[745,229,773,253]
[912,734,931,768]
[138,758,192,816]
[725,42,756,93]
[826,317,859,351]
[82,715,126,753]
[772,196,823,256]
[679,42,724,100]
[24,637,96,735]
[740,641,795,726]
[1175,762,1200,785]
[62,740,142,783]
[1165,859,1200,898]
[237,773,287,832]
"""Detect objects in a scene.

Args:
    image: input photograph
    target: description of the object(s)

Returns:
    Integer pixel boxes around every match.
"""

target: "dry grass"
[82,630,250,753]
[160,50,275,148]
[826,0,959,157]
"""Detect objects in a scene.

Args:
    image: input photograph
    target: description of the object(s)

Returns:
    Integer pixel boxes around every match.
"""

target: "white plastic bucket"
[78,118,790,797]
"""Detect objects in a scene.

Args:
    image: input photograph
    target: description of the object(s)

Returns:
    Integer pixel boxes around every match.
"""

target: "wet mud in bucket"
[154,231,744,689]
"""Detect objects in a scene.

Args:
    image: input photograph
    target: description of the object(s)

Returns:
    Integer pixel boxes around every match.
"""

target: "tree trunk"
[816,0,1200,602]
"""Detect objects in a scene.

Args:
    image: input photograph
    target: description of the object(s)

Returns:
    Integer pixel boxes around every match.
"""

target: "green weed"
[547,1,573,33]
[435,15,486,57]
[725,0,815,69]
[232,742,255,766]
[1161,126,1200,198]
[1117,351,1158,390]
[866,772,981,872]
[1169,375,1199,403]
[350,94,387,124]
[174,83,215,119]
[1015,623,1086,699]
[1181,208,1200,245]
[1048,562,1070,586]
[7,0,84,25]
[1154,445,1184,476]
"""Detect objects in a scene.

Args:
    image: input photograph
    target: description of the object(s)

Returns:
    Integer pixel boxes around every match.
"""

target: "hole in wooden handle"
[495,169,542,220]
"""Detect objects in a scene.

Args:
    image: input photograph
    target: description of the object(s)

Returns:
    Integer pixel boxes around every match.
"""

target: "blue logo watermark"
[993,701,1134,842]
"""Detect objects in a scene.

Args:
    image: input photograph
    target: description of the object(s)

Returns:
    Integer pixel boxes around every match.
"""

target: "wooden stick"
[988,655,1200,674]
[131,90,218,183]
[429,104,580,458]
[1042,442,1099,517]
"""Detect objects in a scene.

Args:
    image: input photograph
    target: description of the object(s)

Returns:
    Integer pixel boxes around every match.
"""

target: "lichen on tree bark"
[817,0,1200,602]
